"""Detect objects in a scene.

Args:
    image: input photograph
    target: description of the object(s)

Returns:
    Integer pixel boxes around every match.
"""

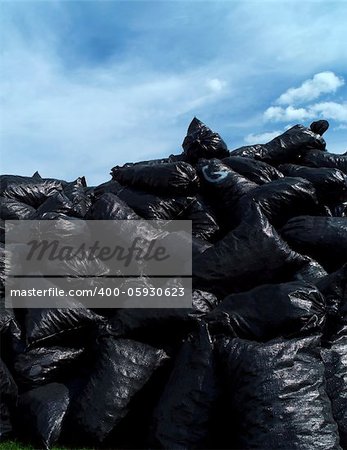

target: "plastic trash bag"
[315,265,347,313]
[111,161,199,195]
[15,383,69,449]
[223,156,284,184]
[0,172,43,192]
[0,220,4,242]
[0,243,7,297]
[183,196,220,241]
[0,197,35,220]
[0,306,22,364]
[87,192,140,220]
[314,265,347,341]
[321,325,347,448]
[332,202,347,217]
[182,117,229,162]
[193,204,306,296]
[216,335,341,450]
[89,182,190,220]
[301,149,347,174]
[106,290,217,345]
[320,279,347,447]
[65,336,168,444]
[237,177,320,228]
[21,305,103,347]
[87,179,122,199]
[63,177,91,218]
[121,154,185,167]
[1,179,62,207]
[310,119,329,136]
[230,124,326,164]
[14,346,85,388]
[151,323,219,449]
[293,257,328,284]
[205,281,325,341]
[278,164,347,203]
[118,188,189,220]
[282,216,347,271]
[197,159,257,227]
[32,192,75,218]
[192,289,219,312]
[0,358,18,440]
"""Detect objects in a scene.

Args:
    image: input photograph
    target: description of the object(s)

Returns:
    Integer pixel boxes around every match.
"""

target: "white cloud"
[276,71,344,105]
[310,101,347,122]
[244,130,282,144]
[206,78,226,93]
[264,102,347,123]
[264,106,311,122]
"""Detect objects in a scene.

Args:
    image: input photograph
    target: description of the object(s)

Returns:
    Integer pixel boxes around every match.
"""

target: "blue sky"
[1,1,346,185]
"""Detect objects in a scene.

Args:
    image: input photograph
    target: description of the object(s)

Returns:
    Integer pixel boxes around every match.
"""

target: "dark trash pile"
[1,118,347,449]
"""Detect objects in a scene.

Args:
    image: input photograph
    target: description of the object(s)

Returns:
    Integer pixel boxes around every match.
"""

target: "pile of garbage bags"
[1,117,347,449]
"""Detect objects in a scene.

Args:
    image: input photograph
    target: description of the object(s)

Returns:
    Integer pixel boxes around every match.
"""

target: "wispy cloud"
[244,130,282,144]
[264,101,347,123]
[276,72,344,105]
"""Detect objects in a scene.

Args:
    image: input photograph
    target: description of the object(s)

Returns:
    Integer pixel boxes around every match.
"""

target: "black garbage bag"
[63,177,91,218]
[310,119,330,135]
[192,289,219,312]
[193,204,306,296]
[0,358,18,440]
[1,179,62,207]
[222,156,284,184]
[314,265,347,341]
[183,196,220,241]
[121,154,186,168]
[205,281,325,341]
[216,335,341,450]
[151,322,219,450]
[197,159,257,227]
[32,192,75,218]
[315,265,347,312]
[106,289,218,347]
[333,202,347,217]
[282,216,347,271]
[278,164,347,203]
[21,305,103,347]
[111,161,199,195]
[237,177,320,228]
[0,172,42,192]
[0,219,4,242]
[301,149,347,174]
[0,197,35,220]
[87,179,122,199]
[293,257,328,284]
[118,188,189,220]
[89,181,190,220]
[14,346,85,389]
[87,192,140,220]
[0,243,7,297]
[15,382,70,449]
[321,325,347,448]
[0,307,22,364]
[182,117,229,162]
[230,124,326,164]
[65,336,168,445]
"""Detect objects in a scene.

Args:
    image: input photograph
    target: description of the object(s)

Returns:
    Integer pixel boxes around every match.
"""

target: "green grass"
[0,442,93,450]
